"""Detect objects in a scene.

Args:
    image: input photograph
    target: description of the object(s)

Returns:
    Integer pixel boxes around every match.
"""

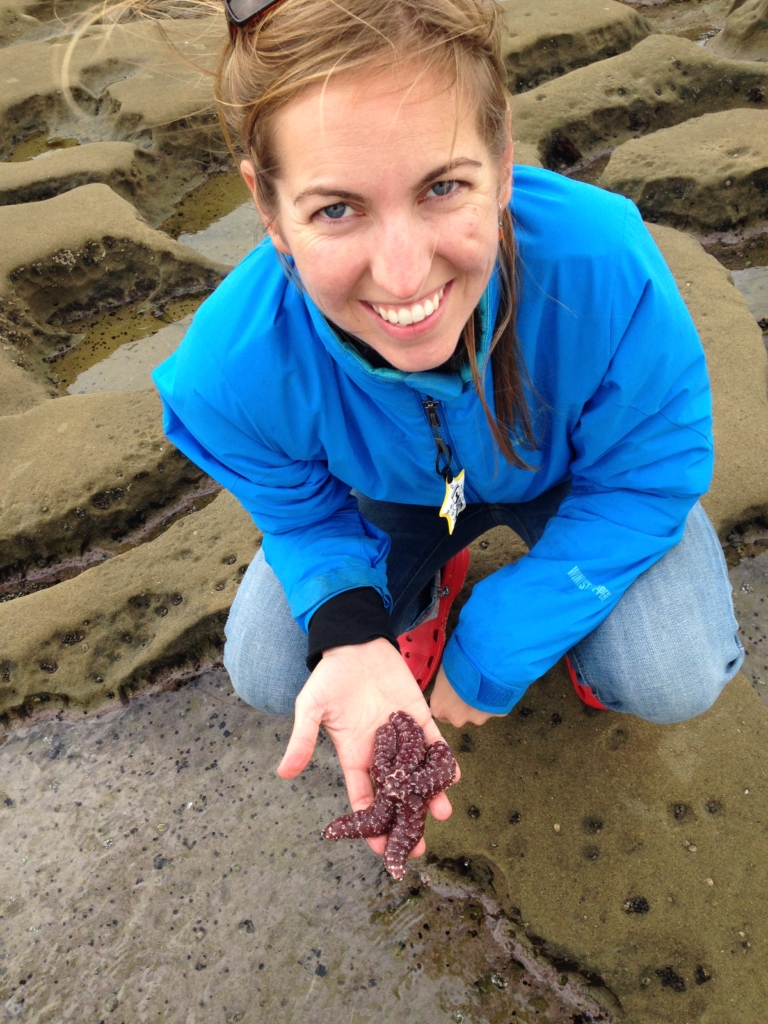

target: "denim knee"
[595,634,745,725]
[222,549,309,716]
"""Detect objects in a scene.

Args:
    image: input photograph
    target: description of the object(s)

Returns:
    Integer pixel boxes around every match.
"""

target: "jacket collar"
[301,267,502,403]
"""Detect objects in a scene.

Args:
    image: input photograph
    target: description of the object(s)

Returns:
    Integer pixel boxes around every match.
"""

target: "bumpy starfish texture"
[322,711,458,879]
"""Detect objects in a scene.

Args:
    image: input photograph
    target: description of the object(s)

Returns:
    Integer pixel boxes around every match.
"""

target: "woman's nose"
[369,213,434,301]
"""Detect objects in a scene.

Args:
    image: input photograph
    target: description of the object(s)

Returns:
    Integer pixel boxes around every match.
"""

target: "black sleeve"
[306,587,400,671]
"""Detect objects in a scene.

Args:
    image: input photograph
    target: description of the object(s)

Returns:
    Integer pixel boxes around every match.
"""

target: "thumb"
[277,704,321,779]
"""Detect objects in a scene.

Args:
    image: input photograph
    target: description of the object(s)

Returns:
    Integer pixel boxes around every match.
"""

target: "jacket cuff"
[442,633,529,715]
[306,587,399,671]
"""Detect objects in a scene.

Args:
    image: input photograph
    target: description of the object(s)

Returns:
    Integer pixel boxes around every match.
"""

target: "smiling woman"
[148,0,743,873]
[240,67,509,374]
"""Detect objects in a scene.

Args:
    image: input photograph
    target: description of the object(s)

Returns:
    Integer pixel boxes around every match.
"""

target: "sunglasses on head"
[225,0,283,39]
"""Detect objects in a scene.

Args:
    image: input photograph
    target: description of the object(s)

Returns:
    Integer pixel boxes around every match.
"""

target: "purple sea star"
[322,711,458,880]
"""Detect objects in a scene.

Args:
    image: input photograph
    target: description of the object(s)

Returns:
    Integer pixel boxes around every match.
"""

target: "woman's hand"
[277,637,459,860]
[429,665,503,727]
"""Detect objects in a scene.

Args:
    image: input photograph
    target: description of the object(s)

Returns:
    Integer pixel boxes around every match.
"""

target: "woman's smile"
[240,64,513,373]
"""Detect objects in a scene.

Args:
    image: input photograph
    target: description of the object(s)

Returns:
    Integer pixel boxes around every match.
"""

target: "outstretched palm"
[277,638,458,858]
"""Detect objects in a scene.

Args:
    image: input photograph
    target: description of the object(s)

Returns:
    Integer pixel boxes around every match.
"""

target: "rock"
[0,17,222,153]
[648,223,768,537]
[501,0,650,94]
[0,347,55,417]
[512,142,542,168]
[0,183,226,387]
[512,34,768,172]
[707,0,768,63]
[0,17,227,213]
[0,490,260,715]
[601,109,768,234]
[0,142,164,221]
[0,0,88,46]
[428,666,768,1024]
[0,389,219,597]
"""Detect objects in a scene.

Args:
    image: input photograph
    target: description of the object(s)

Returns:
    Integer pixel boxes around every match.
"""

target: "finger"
[277,707,320,778]
[428,791,453,820]
[366,835,387,855]
[409,837,426,859]
[343,765,376,812]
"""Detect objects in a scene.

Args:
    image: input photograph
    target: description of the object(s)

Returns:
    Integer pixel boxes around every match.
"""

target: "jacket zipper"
[421,397,456,483]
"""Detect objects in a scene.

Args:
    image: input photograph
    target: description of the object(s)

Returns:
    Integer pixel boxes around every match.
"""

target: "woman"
[153,0,743,864]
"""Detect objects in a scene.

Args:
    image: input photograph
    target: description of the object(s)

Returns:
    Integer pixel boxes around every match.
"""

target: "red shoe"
[565,655,608,710]
[398,549,471,690]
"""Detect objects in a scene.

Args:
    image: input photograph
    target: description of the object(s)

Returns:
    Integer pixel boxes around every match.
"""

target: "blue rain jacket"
[153,166,714,714]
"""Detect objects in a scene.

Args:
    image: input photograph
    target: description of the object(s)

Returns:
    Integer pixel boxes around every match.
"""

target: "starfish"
[322,711,458,880]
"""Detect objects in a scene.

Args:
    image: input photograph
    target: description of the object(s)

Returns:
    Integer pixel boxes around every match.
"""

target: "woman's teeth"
[371,286,445,326]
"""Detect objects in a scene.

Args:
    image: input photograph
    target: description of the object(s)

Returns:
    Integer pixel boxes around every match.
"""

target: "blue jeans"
[224,484,744,723]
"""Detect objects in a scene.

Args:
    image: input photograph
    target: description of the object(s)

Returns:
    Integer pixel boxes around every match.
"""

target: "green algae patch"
[426,664,768,1023]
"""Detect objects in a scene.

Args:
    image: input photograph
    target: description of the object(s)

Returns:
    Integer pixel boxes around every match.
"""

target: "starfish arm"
[408,742,459,800]
[390,711,426,772]
[322,792,395,841]
[369,721,397,789]
[384,801,429,880]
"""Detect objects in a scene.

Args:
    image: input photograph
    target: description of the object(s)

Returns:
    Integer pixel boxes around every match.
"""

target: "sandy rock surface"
[428,666,768,1024]
[0,0,91,47]
[512,33,768,171]
[602,108,768,234]
[0,389,218,597]
[0,490,260,716]
[0,346,55,416]
[707,0,768,61]
[500,0,650,93]
[0,16,222,157]
[0,183,225,385]
[0,141,161,217]
[0,15,227,219]
[648,222,768,536]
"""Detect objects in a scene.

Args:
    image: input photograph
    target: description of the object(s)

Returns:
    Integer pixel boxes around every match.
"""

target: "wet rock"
[429,666,768,1023]
[0,389,218,593]
[707,0,768,62]
[512,34,768,172]
[500,0,650,94]
[0,142,162,218]
[0,490,260,714]
[602,109,768,234]
[0,18,222,160]
[647,223,768,536]
[0,183,226,384]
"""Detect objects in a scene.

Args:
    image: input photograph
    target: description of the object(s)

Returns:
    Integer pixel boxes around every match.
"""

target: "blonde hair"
[77,0,537,465]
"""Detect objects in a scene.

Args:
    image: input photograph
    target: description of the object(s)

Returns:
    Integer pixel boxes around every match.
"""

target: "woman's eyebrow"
[414,158,482,190]
[292,158,483,206]
[293,186,363,206]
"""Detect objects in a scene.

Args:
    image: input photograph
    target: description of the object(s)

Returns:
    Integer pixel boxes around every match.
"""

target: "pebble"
[105,995,118,1012]
[553,823,561,832]
[706,878,715,886]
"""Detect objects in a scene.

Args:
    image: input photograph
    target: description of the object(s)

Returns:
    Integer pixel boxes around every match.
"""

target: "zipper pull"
[422,398,453,483]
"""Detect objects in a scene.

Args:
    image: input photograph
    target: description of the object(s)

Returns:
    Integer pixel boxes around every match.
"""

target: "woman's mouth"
[368,285,446,326]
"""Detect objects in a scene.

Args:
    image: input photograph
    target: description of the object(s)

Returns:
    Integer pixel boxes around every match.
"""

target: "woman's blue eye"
[322,202,350,219]
[428,180,458,198]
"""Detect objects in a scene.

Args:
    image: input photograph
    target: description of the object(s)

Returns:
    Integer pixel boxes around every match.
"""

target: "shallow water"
[51,296,201,392]
[731,266,768,325]
[0,670,597,1024]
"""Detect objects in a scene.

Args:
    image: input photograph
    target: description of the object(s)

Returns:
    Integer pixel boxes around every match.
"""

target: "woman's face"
[241,65,513,373]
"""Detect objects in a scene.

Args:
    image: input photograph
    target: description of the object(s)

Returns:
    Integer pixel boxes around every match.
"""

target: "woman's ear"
[240,159,292,255]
